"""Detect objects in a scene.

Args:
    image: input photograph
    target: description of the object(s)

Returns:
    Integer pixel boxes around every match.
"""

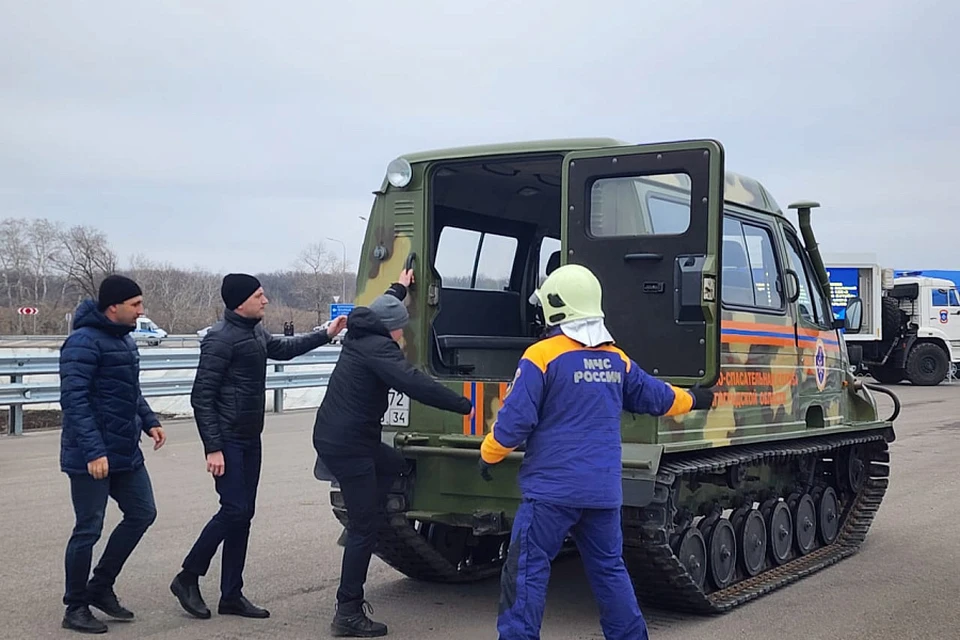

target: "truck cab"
[893,274,960,374]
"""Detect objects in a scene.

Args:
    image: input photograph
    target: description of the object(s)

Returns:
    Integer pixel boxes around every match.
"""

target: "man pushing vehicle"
[479,264,715,640]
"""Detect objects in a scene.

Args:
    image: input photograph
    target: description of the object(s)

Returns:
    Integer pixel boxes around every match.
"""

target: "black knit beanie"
[221,273,262,310]
[97,275,143,311]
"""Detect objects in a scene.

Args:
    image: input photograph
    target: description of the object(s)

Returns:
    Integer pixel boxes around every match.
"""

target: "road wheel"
[905,342,950,386]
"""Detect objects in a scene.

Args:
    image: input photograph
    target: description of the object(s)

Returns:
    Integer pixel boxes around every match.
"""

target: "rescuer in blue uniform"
[479,264,714,640]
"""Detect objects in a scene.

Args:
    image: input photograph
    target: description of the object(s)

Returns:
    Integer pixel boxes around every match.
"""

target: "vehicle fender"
[916,326,951,344]
[621,443,664,507]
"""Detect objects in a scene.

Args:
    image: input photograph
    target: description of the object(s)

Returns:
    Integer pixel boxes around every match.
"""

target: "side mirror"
[839,297,863,333]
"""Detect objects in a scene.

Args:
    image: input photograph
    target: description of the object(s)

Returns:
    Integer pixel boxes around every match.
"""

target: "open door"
[562,140,725,387]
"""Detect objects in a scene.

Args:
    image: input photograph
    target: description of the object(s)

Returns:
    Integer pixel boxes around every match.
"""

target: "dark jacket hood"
[345,307,391,340]
[72,299,134,337]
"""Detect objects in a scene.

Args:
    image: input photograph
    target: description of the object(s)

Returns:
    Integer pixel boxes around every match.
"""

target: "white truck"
[825,256,960,385]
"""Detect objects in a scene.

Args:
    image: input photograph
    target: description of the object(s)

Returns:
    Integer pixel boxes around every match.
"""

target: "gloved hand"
[689,385,715,410]
[478,457,494,481]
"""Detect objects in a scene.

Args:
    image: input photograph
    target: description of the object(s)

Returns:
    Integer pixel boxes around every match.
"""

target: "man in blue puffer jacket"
[59,275,166,634]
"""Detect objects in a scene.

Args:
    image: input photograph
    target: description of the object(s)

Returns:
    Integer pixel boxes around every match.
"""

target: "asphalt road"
[0,384,957,640]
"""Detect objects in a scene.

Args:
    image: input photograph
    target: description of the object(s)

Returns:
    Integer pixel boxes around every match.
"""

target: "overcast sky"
[1,0,957,276]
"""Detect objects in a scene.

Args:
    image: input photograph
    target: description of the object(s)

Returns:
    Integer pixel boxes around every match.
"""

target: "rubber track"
[331,429,890,612]
[623,430,890,613]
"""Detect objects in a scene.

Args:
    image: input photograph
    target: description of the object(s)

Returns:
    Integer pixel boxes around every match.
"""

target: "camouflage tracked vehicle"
[325,138,900,613]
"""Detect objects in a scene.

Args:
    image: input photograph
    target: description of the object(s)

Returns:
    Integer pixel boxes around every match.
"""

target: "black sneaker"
[88,590,134,620]
[62,606,108,634]
[331,600,388,637]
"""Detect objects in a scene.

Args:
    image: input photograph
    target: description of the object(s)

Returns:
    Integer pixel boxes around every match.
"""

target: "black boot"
[218,595,270,619]
[331,600,388,637]
[170,572,211,619]
[88,589,134,620]
[62,606,108,634]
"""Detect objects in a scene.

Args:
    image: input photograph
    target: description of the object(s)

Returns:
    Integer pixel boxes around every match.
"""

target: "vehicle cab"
[352,138,866,453]
[897,274,960,363]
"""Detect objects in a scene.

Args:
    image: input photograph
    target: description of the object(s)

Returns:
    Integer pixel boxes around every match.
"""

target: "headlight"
[386,157,412,188]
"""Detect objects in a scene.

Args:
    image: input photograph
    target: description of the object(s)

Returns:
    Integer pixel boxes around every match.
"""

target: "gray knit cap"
[367,294,409,332]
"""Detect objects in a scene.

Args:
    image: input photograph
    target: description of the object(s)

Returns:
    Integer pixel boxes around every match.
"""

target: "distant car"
[131,317,168,346]
[316,320,346,344]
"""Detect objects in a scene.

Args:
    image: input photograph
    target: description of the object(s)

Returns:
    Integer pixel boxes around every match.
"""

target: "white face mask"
[558,317,614,348]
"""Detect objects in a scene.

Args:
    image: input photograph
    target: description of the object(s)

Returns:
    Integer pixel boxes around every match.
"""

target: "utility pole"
[327,237,346,302]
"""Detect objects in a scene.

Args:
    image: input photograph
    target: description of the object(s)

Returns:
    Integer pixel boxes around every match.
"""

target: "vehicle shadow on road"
[364,552,703,636]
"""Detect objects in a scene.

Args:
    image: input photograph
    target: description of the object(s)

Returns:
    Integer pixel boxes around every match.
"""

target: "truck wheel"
[867,365,904,385]
[905,342,950,386]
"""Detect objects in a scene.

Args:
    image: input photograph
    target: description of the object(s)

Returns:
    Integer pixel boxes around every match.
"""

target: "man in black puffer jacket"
[170,273,347,622]
[313,268,473,638]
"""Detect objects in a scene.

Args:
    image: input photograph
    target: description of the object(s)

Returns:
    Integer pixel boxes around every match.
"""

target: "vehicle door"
[562,140,725,387]
[780,225,844,425]
[930,286,960,338]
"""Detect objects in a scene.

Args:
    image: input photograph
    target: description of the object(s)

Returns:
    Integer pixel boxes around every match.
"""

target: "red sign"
[17,307,38,316]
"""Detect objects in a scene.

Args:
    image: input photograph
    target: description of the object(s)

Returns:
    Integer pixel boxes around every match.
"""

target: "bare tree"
[53,225,118,298]
[27,219,66,333]
[292,242,341,326]
[0,219,362,336]
[0,219,32,332]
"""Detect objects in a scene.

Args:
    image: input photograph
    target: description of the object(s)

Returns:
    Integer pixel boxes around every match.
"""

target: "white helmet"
[531,264,605,327]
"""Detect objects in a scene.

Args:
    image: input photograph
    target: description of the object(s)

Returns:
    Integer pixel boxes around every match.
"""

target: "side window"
[932,289,950,307]
[721,216,783,310]
[741,223,784,309]
[538,237,561,286]
[784,232,832,327]
[951,289,960,307]
[589,174,692,236]
[434,226,518,291]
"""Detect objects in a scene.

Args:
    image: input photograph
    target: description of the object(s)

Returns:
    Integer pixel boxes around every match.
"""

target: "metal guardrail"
[2,348,341,436]
[0,348,340,376]
[0,333,205,348]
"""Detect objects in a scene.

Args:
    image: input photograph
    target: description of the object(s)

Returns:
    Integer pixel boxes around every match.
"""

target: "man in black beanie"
[59,274,166,633]
[170,273,347,622]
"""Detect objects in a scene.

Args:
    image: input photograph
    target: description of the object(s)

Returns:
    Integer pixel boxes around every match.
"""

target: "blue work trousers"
[497,499,648,640]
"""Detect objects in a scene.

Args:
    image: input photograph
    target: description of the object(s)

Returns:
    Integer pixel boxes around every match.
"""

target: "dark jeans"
[321,443,406,609]
[63,464,157,610]
[182,439,262,601]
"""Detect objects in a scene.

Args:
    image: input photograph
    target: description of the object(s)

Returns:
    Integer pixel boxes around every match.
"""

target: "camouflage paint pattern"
[351,138,886,518]
[656,308,852,453]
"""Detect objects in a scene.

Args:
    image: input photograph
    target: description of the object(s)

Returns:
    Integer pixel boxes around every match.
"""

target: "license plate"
[381,389,409,426]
